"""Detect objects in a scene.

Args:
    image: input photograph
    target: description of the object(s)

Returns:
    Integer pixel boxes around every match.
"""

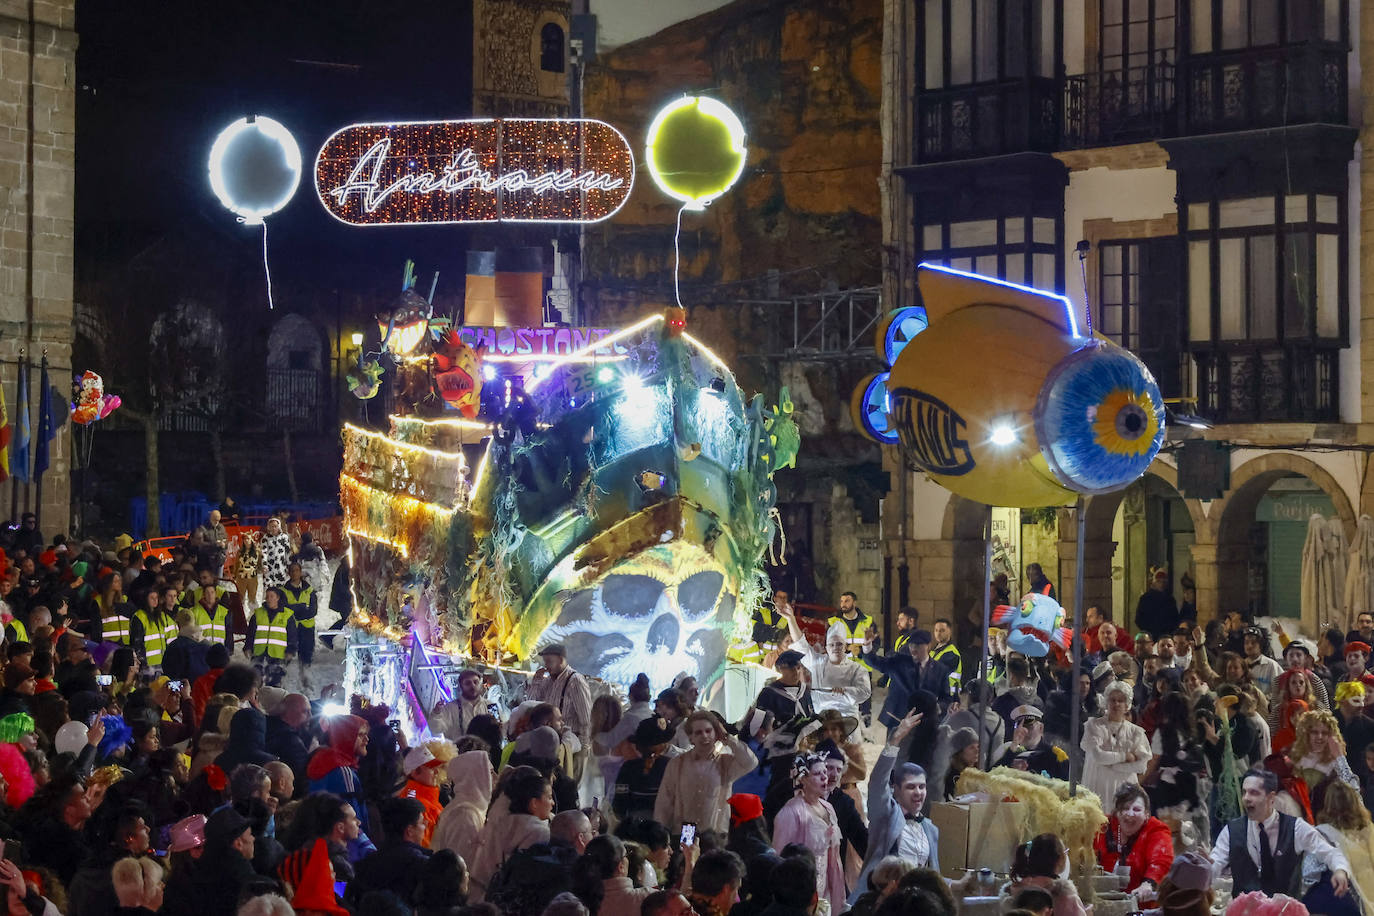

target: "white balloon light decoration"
[208,115,301,223]
[208,115,302,308]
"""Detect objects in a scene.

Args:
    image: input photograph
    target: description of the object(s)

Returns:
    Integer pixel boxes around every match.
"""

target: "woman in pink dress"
[772,752,846,916]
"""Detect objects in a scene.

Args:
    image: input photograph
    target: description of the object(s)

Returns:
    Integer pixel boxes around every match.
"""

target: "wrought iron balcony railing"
[1063,60,1176,148]
[1193,345,1338,424]
[916,77,1062,162]
[915,43,1348,163]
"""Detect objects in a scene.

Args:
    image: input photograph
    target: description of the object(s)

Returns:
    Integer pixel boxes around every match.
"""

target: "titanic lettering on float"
[890,387,975,476]
[315,119,636,226]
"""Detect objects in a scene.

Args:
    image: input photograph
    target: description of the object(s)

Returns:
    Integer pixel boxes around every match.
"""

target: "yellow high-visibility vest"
[134,609,177,667]
[251,606,293,659]
[279,584,315,627]
[193,604,230,645]
[97,595,130,644]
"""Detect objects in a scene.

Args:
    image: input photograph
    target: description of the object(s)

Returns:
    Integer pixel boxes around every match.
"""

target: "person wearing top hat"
[1210,767,1352,899]
[993,705,1069,780]
[525,644,592,747]
[849,709,938,906]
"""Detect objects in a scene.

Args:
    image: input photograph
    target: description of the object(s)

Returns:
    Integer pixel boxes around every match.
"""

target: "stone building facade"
[473,0,571,116]
[0,0,74,527]
[879,0,1374,640]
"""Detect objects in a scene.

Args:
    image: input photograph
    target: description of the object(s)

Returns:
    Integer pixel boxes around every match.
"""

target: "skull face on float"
[539,545,736,692]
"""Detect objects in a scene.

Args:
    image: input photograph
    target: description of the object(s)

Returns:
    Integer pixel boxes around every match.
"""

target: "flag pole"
[9,350,21,524]
[32,350,45,528]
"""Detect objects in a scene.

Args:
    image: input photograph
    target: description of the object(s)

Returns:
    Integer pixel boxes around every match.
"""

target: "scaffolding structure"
[742,286,885,362]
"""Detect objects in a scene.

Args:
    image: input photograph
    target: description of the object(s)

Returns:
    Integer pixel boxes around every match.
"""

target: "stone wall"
[473,0,571,116]
[580,0,882,309]
[0,0,74,527]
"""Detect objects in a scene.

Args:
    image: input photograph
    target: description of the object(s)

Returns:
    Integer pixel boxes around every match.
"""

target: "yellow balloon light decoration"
[645,96,747,211]
[853,264,1165,508]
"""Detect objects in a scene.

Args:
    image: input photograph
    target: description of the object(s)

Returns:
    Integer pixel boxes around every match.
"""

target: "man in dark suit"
[862,629,948,771]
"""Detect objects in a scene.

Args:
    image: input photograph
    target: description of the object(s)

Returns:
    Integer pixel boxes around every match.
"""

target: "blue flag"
[10,363,29,484]
[33,362,51,479]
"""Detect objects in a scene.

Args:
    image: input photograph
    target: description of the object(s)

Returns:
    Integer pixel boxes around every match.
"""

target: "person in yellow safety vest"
[930,617,963,695]
[828,592,874,667]
[96,573,133,645]
[192,584,234,651]
[732,589,792,665]
[891,607,919,657]
[829,591,875,726]
[247,587,297,663]
[279,562,317,667]
[878,607,920,689]
[0,573,22,645]
[181,568,228,612]
[132,586,181,672]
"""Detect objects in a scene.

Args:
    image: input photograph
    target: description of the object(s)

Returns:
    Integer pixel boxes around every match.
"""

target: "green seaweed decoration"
[766,387,799,471]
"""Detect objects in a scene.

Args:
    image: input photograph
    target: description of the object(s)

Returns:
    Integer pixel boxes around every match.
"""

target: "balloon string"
[262,221,275,310]
[673,204,686,309]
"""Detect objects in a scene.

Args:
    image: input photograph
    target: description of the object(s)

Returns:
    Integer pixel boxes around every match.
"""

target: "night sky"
[74,0,478,301]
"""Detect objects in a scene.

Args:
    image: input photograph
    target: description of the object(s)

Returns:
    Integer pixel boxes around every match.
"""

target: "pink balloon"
[97,394,121,419]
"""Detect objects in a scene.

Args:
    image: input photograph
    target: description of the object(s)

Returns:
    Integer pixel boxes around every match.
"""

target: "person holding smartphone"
[653,710,756,836]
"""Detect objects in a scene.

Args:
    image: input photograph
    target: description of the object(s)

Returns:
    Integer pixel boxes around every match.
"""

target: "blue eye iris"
[1035,342,1165,495]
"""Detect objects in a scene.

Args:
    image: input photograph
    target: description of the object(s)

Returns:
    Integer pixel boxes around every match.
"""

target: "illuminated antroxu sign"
[315,119,635,226]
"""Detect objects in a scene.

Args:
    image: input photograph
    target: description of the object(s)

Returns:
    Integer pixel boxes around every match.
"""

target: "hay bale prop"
[956,767,1108,900]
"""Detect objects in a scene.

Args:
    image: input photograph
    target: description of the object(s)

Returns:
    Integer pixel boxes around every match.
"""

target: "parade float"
[338,297,796,731]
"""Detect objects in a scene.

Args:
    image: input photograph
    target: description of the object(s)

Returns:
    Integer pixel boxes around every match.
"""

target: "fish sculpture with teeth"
[992,592,1072,660]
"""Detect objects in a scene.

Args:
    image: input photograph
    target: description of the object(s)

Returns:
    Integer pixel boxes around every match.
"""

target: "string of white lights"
[261,222,274,310]
[673,203,686,309]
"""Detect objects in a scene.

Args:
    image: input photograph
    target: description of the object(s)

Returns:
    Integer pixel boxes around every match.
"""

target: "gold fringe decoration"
[955,766,1108,873]
[341,474,454,560]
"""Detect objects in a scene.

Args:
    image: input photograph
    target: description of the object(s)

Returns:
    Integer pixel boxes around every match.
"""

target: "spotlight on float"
[596,365,616,384]
[322,703,348,717]
[482,364,498,382]
[645,96,747,210]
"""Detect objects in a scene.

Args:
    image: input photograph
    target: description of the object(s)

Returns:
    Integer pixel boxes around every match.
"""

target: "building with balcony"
[879,0,1368,637]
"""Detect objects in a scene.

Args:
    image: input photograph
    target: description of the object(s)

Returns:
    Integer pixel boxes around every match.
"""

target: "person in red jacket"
[191,642,230,725]
[1093,783,1175,905]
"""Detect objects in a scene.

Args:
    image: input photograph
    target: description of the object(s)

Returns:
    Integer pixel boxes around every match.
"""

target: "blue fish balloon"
[992,592,1072,659]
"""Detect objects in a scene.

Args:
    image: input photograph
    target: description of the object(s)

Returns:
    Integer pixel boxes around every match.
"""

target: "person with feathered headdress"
[773,751,845,916]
